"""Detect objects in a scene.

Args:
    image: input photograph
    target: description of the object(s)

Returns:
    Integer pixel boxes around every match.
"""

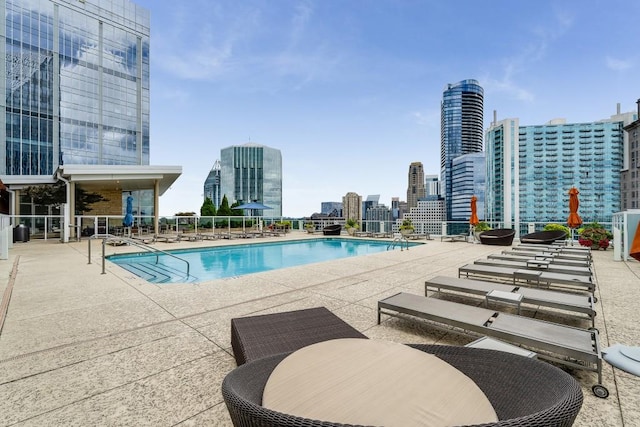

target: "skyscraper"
[450,152,485,221]
[204,160,222,208]
[406,162,425,209]
[2,0,150,175]
[342,192,362,223]
[622,100,640,210]
[441,79,484,220]
[219,143,282,217]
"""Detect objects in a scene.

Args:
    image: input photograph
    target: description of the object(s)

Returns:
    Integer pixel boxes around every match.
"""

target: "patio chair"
[473,258,592,277]
[425,275,596,326]
[478,229,516,246]
[377,292,607,398]
[322,224,342,236]
[488,253,590,267]
[520,230,567,244]
[222,344,584,426]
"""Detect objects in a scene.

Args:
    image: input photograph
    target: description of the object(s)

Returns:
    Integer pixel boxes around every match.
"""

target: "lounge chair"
[478,229,516,246]
[458,263,595,293]
[440,233,467,242]
[488,253,591,267]
[473,258,592,277]
[377,292,607,398]
[322,224,342,236]
[154,233,181,243]
[503,249,591,263]
[520,230,567,244]
[223,344,584,426]
[425,275,596,326]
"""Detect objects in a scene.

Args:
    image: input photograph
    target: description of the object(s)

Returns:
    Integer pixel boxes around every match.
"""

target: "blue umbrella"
[123,195,134,227]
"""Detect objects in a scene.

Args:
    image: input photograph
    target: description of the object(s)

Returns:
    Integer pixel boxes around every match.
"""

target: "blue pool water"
[107,238,415,284]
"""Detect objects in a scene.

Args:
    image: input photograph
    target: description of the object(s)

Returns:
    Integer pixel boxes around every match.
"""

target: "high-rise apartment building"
[407,162,425,209]
[2,0,150,175]
[219,143,282,217]
[397,199,446,235]
[622,100,640,210]
[450,152,485,221]
[485,115,520,228]
[204,160,222,208]
[441,79,484,220]
[0,0,180,239]
[342,192,362,223]
[486,106,637,226]
[321,202,342,216]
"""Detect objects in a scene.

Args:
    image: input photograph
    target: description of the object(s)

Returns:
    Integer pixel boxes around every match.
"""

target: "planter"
[400,229,414,237]
[347,227,357,236]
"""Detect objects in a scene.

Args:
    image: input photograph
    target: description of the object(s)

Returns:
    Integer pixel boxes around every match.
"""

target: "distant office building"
[396,199,446,235]
[622,100,640,210]
[425,174,441,197]
[486,106,637,225]
[204,160,222,208]
[363,195,380,219]
[342,192,362,223]
[365,204,391,233]
[321,202,342,216]
[441,80,484,220]
[451,153,485,221]
[485,115,520,228]
[390,197,400,220]
[407,163,425,209]
[220,143,282,217]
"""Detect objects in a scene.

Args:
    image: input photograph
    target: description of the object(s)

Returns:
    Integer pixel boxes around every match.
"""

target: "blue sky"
[134,0,640,218]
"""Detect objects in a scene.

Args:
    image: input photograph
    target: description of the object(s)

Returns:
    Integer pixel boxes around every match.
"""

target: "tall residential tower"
[406,162,425,209]
[441,80,484,220]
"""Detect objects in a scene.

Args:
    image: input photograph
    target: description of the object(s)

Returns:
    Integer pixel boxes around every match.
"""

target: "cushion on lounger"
[602,344,640,376]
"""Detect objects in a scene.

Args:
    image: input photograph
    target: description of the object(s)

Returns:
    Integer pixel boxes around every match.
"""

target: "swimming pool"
[107,238,417,284]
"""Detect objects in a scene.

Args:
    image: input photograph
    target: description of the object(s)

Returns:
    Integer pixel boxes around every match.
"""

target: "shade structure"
[123,195,134,227]
[469,195,479,226]
[567,187,582,229]
[630,222,640,262]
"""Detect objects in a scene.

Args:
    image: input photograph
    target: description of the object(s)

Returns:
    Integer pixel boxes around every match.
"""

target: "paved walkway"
[0,235,638,426]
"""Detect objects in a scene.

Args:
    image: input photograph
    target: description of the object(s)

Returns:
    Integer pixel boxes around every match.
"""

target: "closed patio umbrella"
[567,187,582,246]
[469,195,479,226]
[630,222,640,262]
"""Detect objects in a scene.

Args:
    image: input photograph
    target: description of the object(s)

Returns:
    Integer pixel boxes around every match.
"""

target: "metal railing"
[88,234,190,279]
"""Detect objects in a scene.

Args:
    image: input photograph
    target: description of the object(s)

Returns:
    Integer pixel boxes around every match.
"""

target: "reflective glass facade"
[485,118,519,227]
[519,121,623,223]
[450,152,485,221]
[441,79,484,220]
[220,144,282,217]
[1,0,150,176]
[204,159,222,208]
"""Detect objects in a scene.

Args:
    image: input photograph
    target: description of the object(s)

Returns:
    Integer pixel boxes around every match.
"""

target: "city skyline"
[133,0,640,217]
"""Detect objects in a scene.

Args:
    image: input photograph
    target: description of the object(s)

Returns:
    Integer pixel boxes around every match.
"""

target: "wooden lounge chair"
[478,229,516,246]
[425,275,596,326]
[222,343,584,426]
[377,292,607,398]
[458,263,595,293]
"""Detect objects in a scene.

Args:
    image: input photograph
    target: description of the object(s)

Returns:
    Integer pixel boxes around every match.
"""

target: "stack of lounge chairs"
[377,243,609,399]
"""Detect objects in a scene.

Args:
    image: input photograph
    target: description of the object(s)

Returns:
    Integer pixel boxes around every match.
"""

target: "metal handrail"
[88,234,190,278]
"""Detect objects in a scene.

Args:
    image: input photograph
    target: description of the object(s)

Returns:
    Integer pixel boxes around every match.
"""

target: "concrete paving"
[0,234,638,426]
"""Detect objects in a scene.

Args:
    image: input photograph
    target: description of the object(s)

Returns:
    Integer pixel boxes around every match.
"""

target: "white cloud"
[605,56,633,71]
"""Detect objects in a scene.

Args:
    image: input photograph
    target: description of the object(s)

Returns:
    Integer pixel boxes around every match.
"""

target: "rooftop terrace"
[0,235,638,426]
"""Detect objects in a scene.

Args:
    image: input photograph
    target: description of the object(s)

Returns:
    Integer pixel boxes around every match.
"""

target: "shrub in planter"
[543,223,570,239]
[578,222,612,250]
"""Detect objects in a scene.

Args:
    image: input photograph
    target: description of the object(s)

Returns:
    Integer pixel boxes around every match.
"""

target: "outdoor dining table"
[261,338,498,427]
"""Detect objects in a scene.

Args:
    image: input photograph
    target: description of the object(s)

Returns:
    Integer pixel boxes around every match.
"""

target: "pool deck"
[0,233,638,426]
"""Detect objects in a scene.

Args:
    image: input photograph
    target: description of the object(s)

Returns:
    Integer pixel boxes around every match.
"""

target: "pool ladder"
[88,234,190,279]
[387,235,409,251]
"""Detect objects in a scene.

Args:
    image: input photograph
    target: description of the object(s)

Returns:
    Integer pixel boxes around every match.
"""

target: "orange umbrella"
[630,222,640,262]
[469,195,479,226]
[567,187,582,229]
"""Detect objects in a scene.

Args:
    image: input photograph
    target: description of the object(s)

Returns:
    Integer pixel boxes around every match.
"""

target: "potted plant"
[578,222,612,250]
[399,219,414,236]
[473,221,491,241]
[304,222,315,233]
[345,218,359,236]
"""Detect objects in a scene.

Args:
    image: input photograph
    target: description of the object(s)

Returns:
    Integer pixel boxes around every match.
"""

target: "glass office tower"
[204,160,222,209]
[220,144,282,217]
[1,0,150,176]
[441,79,484,220]
[450,152,485,221]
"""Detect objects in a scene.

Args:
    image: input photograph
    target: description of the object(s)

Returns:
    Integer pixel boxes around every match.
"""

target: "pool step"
[119,262,198,283]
